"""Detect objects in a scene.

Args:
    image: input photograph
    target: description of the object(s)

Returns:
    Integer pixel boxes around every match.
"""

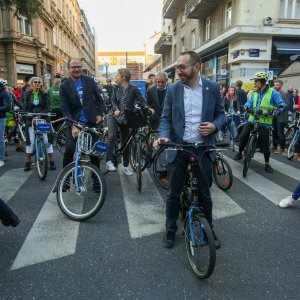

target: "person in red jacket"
[13,86,22,102]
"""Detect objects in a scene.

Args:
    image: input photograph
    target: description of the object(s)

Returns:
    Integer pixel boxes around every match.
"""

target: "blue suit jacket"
[159,77,225,163]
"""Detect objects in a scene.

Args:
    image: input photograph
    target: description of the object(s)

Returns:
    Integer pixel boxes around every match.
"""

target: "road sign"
[267,70,274,80]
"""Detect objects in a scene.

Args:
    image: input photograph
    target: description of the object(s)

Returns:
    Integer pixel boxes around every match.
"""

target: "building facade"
[156,0,300,89]
[0,0,96,88]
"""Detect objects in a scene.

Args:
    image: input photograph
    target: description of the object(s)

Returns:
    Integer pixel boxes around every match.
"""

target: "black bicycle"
[159,142,223,279]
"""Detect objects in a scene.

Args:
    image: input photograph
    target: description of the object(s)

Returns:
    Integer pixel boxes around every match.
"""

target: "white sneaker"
[122,165,133,176]
[279,195,295,208]
[0,160,4,168]
[106,160,116,172]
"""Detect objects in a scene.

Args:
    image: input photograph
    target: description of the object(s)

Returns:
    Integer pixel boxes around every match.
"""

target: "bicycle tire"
[153,146,168,189]
[56,161,107,221]
[36,137,48,180]
[56,125,67,154]
[213,156,233,191]
[129,135,148,172]
[284,127,294,147]
[184,213,216,279]
[136,140,142,192]
[243,135,256,177]
[287,133,298,160]
[229,124,237,152]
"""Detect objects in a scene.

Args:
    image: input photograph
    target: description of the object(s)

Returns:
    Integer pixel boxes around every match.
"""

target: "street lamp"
[104,62,109,78]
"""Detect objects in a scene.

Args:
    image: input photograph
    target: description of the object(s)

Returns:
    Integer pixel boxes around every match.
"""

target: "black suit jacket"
[60,75,104,124]
[146,85,167,129]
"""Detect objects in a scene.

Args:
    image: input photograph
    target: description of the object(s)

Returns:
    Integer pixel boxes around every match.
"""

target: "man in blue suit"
[154,51,225,249]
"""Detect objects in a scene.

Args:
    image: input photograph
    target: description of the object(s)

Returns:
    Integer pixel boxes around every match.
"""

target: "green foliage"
[0,0,43,20]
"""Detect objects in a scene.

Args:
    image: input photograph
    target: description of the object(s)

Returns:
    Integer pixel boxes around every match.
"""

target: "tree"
[0,0,43,20]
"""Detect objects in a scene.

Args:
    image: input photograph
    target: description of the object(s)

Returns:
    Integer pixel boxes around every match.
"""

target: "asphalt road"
[0,144,299,300]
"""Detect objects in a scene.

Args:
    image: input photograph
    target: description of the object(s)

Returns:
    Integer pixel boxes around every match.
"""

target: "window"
[19,16,32,35]
[44,28,49,49]
[225,1,232,28]
[173,44,177,61]
[205,17,210,40]
[280,0,300,19]
[191,29,196,49]
[53,26,57,46]
[181,37,185,52]
[168,25,171,33]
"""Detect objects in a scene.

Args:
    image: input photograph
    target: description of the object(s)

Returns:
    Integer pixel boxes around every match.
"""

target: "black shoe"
[213,232,221,249]
[163,231,175,249]
[24,162,31,172]
[233,152,242,160]
[265,164,273,173]
[49,161,56,170]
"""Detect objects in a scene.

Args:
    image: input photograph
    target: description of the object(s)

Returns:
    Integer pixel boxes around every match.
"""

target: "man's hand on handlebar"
[96,115,102,124]
[72,125,80,139]
[153,137,169,148]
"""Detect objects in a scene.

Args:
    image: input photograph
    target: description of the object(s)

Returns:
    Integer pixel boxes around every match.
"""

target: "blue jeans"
[292,181,300,200]
[0,117,6,161]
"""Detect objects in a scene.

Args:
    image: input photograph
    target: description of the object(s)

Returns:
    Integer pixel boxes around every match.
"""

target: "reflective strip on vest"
[248,88,275,125]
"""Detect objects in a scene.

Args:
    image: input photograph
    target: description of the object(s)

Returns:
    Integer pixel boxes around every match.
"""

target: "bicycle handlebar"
[19,112,56,117]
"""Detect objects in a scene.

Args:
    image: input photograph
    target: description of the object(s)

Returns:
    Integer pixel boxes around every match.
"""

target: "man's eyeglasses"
[175,63,197,71]
[33,81,41,84]
[70,66,82,70]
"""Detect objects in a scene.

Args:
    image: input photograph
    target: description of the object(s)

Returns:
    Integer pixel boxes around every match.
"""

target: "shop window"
[19,16,32,36]
[225,1,232,28]
[280,0,300,19]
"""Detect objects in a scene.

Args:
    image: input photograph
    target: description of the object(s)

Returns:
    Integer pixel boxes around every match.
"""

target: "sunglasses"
[33,81,41,84]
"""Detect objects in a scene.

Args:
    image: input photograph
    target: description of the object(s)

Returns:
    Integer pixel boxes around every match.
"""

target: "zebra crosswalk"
[0,155,299,270]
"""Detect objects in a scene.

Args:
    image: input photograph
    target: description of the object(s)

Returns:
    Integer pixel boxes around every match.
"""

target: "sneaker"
[279,195,295,208]
[49,161,56,170]
[163,231,175,249]
[233,152,242,160]
[122,165,133,176]
[0,160,4,168]
[24,162,31,171]
[106,160,116,172]
[264,164,273,173]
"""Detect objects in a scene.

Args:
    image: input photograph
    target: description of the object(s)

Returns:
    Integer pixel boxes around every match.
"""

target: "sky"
[78,0,163,52]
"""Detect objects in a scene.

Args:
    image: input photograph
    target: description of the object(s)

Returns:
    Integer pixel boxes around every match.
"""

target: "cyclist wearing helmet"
[233,71,286,173]
[0,78,11,168]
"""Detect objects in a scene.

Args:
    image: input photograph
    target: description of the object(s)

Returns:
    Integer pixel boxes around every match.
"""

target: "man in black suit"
[146,71,168,130]
[60,58,104,169]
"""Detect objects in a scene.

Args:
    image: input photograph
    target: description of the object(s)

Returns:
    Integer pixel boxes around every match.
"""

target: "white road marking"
[11,192,80,270]
[0,168,32,202]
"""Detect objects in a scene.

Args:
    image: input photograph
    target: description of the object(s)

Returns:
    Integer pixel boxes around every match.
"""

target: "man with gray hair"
[146,71,168,130]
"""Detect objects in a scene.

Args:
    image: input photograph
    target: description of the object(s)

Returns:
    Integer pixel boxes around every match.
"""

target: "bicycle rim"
[213,157,233,190]
[136,142,142,191]
[36,139,48,180]
[56,126,67,154]
[56,161,106,221]
[153,146,168,189]
[287,138,296,160]
[184,214,216,279]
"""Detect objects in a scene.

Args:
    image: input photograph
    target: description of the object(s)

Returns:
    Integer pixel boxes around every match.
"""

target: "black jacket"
[24,90,49,114]
[0,86,11,118]
[111,83,146,112]
[60,75,104,124]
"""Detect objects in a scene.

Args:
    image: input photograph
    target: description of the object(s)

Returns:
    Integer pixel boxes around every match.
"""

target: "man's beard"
[180,70,195,85]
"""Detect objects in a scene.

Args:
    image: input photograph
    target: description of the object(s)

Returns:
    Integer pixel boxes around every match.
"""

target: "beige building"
[156,0,300,89]
[0,0,96,88]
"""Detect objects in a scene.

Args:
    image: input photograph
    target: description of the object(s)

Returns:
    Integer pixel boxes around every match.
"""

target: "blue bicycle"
[55,119,108,221]
[159,142,225,279]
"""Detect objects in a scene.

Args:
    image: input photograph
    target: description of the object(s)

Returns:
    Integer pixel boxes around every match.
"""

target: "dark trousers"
[272,117,286,149]
[166,149,213,233]
[239,123,270,154]
[63,127,99,168]
[106,114,130,167]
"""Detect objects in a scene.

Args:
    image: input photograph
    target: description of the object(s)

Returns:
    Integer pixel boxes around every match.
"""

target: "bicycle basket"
[124,108,148,129]
[78,131,93,154]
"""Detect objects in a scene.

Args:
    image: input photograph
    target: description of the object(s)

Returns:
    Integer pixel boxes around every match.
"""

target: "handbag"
[124,108,148,129]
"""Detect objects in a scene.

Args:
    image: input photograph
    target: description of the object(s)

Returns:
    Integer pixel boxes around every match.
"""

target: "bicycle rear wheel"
[56,125,67,154]
[36,137,48,180]
[213,156,233,190]
[243,135,256,177]
[184,213,216,279]
[56,161,106,221]
[136,141,142,192]
[129,135,148,172]
[153,146,168,189]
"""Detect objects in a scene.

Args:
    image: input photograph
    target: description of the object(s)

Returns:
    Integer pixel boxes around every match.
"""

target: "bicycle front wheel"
[36,138,48,180]
[153,146,168,189]
[56,161,107,221]
[243,135,256,177]
[184,213,216,279]
[287,135,296,160]
[213,156,233,190]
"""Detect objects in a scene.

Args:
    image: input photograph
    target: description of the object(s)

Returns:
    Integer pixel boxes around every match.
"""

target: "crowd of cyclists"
[0,51,299,236]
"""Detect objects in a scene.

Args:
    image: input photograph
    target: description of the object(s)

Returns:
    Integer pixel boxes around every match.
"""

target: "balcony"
[154,34,173,54]
[185,0,220,19]
[163,0,184,19]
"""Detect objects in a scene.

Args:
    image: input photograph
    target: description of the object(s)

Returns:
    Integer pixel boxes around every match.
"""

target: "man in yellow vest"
[233,72,286,173]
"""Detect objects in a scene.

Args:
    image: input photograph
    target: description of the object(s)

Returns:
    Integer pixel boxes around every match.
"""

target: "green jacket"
[47,85,60,110]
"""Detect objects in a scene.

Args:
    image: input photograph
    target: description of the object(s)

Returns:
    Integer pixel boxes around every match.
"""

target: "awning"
[274,40,300,55]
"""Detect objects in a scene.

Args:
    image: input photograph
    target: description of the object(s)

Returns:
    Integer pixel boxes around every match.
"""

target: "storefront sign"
[16,63,34,74]
[249,49,260,57]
